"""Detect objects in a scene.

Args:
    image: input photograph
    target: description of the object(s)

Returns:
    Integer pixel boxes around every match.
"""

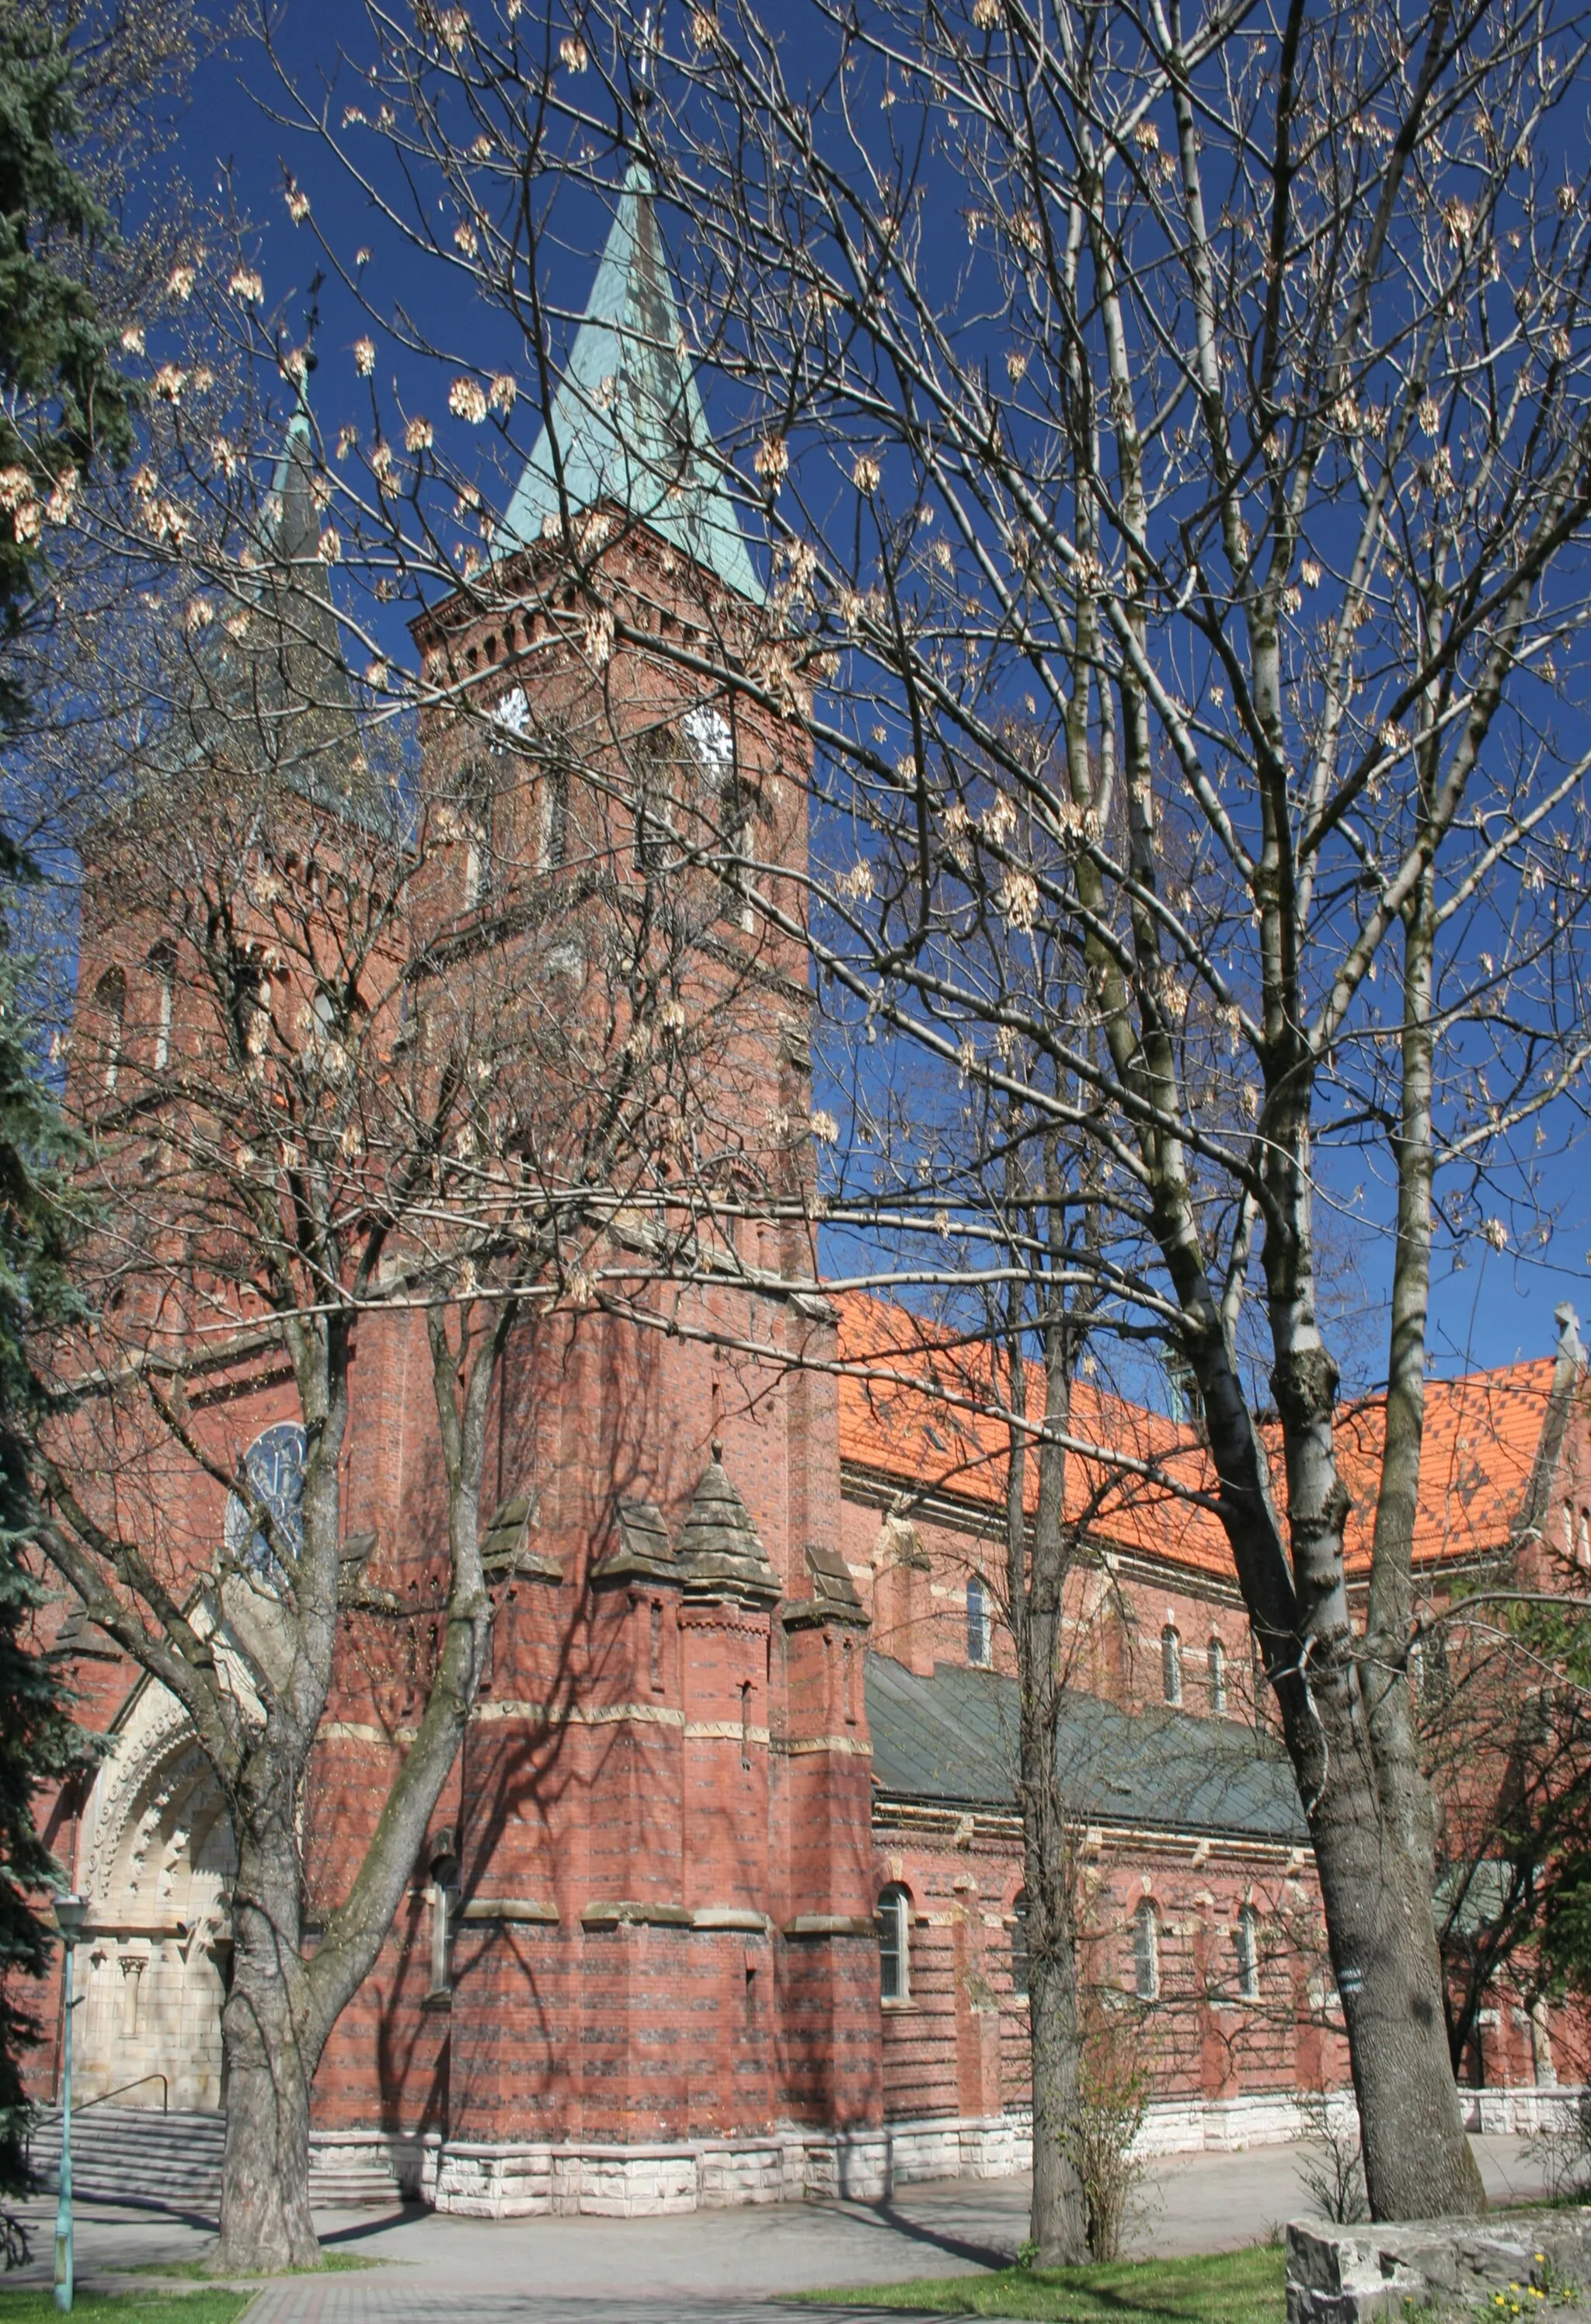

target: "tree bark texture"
[1004,1199,1089,2267]
[213,1828,321,2272]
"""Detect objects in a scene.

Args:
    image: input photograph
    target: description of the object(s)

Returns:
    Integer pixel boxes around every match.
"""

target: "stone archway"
[75,1688,235,2112]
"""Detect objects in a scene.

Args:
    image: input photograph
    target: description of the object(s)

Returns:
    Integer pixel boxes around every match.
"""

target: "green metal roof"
[865,1656,1308,1846]
[498,163,763,604]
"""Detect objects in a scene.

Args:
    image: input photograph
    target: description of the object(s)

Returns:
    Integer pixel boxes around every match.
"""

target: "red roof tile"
[834,1293,1559,1581]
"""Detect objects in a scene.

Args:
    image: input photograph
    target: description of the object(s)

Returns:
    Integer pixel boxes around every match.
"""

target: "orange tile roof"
[1333,1357,1558,1569]
[834,1293,1560,1582]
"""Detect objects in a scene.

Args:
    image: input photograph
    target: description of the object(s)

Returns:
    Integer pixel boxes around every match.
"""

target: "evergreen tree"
[0,0,134,2257]
[0,945,85,2260]
[0,0,134,753]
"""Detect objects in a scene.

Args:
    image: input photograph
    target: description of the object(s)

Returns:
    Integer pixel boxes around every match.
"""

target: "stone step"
[26,2105,225,2211]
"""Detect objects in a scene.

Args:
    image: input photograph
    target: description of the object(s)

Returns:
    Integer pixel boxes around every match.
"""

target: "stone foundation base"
[1458,2086,1578,2136]
[309,2084,1586,2215]
[308,2129,437,2205]
[1286,2207,1591,2324]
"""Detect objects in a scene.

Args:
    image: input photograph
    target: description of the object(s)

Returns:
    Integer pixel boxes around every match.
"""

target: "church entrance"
[73,1686,235,2112]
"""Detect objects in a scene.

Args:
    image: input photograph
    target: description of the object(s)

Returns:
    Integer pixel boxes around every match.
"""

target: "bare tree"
[594,0,1591,2222]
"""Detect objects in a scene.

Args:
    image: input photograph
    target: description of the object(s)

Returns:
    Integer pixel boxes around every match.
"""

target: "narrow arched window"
[1207,1634,1227,1716]
[877,1883,910,2002]
[541,753,569,870]
[1133,1899,1160,2000]
[967,1575,990,1666]
[1236,1905,1259,2002]
[232,953,271,1060]
[1011,1891,1030,2001]
[95,967,126,1094]
[148,941,176,1071]
[632,730,673,876]
[1161,1623,1182,1706]
[427,1878,454,1999]
[460,756,496,907]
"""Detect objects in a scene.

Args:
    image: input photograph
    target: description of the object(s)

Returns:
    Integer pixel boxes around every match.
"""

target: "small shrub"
[1528,2089,1591,2202]
[1060,2005,1151,2261]
[1295,2088,1367,2224]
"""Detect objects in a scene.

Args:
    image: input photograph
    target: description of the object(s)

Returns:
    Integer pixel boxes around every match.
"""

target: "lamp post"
[51,1893,87,2315]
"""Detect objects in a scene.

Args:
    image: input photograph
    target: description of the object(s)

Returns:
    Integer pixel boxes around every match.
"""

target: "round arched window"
[1133,1898,1160,2001]
[224,1422,308,1585]
[1161,1623,1182,1706]
[876,1883,911,2002]
[966,1575,990,1666]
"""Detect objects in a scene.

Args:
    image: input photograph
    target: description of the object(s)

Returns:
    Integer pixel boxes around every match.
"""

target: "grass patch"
[0,2294,249,2324]
[124,2253,382,2279]
[794,2240,1286,2323]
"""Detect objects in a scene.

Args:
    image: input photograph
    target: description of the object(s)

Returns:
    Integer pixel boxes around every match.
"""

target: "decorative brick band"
[471,1699,686,1730]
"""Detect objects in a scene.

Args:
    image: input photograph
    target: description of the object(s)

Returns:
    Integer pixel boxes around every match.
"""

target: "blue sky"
[158,0,1591,1386]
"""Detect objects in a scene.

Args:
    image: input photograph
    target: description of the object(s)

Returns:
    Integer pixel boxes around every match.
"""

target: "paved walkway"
[3,2133,1558,2320]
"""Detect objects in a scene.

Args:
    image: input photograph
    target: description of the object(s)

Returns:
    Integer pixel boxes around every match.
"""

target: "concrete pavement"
[0,2133,1558,2320]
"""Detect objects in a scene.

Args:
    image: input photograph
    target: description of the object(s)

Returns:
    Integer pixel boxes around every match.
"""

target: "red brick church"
[31,169,1591,2215]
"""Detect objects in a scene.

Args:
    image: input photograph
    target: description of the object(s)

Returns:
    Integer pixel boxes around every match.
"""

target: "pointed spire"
[238,371,367,803]
[499,163,763,603]
[267,356,331,585]
[677,1449,780,1606]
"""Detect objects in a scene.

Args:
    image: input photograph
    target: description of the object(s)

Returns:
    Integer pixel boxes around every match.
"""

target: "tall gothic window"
[966,1575,991,1666]
[1161,1623,1182,1706]
[877,1883,910,2002]
[1207,1633,1227,1716]
[1133,1900,1160,2001]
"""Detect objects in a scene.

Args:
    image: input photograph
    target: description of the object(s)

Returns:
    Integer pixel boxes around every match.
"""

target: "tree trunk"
[211,1871,322,2273]
[1022,1696,1086,2264]
[214,1992,320,2273]
[1174,1261,1484,2220]
[1307,1711,1486,2218]
[1006,1154,1089,2268]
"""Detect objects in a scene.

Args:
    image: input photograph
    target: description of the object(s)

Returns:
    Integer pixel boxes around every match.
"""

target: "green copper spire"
[499,163,763,604]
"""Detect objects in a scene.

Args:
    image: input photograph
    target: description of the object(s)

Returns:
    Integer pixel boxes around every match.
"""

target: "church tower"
[318,163,887,2206]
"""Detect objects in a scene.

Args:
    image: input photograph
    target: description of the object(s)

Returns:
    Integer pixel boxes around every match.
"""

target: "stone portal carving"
[74,1686,235,2111]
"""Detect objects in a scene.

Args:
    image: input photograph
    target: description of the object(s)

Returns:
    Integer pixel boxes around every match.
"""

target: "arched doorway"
[74,1686,235,2111]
